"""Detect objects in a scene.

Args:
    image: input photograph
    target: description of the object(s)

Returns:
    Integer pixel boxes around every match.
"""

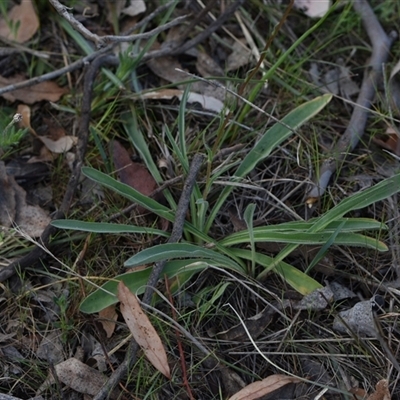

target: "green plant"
[0,112,26,151]
[52,89,400,314]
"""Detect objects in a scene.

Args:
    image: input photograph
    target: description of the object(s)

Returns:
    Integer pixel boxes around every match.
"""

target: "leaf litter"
[1,1,400,399]
[0,0,39,43]
[117,281,171,379]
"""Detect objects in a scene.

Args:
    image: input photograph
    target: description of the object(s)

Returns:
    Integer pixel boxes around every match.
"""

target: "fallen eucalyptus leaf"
[117,281,171,378]
[228,374,301,400]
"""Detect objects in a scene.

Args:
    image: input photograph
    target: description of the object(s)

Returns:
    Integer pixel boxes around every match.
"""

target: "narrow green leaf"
[220,218,386,246]
[205,94,332,232]
[81,166,246,268]
[122,109,164,184]
[243,203,256,275]
[313,173,400,231]
[220,231,387,250]
[305,219,346,273]
[268,174,400,274]
[230,248,322,295]
[51,220,169,237]
[80,261,206,314]
[235,94,332,178]
[198,282,231,314]
[124,243,243,271]
[82,167,174,220]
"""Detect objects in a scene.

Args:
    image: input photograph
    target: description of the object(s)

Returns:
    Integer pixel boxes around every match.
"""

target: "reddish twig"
[165,276,196,400]
[93,154,204,400]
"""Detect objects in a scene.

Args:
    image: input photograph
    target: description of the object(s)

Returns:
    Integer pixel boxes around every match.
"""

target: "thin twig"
[140,0,245,62]
[305,0,397,211]
[49,0,103,46]
[142,153,204,304]
[0,5,186,97]
[0,0,241,97]
[165,276,196,400]
[0,54,118,283]
[93,154,204,400]
[49,0,188,47]
[0,48,110,97]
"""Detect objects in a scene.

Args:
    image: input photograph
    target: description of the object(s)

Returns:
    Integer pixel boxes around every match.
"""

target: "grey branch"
[305,0,397,208]
[49,0,188,47]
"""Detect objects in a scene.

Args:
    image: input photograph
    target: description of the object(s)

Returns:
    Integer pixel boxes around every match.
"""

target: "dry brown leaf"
[0,162,50,237]
[228,374,301,400]
[27,145,55,164]
[0,75,67,103]
[36,330,64,364]
[17,104,35,135]
[293,0,331,18]
[117,281,171,379]
[0,0,39,43]
[38,135,78,154]
[367,380,391,400]
[112,140,157,197]
[147,54,187,84]
[350,387,368,400]
[372,131,400,155]
[98,305,118,338]
[42,117,68,141]
[38,357,120,399]
[13,180,51,237]
[196,52,225,77]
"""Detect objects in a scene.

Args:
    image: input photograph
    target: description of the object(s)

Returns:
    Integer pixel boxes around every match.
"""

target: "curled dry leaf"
[0,0,39,43]
[372,126,400,156]
[0,75,67,103]
[228,374,301,400]
[367,380,391,400]
[38,357,120,399]
[98,304,118,338]
[17,104,35,134]
[38,135,78,154]
[117,281,171,379]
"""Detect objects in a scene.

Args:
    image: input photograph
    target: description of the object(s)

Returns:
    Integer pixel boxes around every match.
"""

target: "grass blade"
[220,230,387,250]
[124,243,243,272]
[243,203,256,275]
[205,94,332,232]
[51,220,169,237]
[220,218,386,245]
[231,248,322,295]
